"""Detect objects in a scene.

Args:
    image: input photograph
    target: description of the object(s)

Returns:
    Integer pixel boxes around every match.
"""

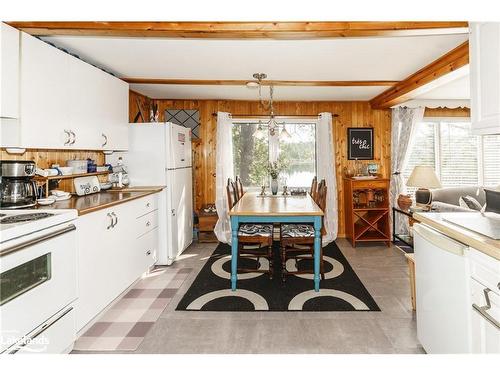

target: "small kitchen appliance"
[0,161,38,209]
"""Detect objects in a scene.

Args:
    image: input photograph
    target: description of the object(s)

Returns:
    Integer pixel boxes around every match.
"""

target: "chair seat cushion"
[238,224,273,237]
[281,224,315,238]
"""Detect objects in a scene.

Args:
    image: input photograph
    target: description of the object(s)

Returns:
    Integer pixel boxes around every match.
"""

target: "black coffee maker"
[0,160,38,209]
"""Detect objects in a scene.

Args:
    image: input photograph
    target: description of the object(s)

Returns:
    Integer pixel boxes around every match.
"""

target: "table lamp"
[406,166,442,206]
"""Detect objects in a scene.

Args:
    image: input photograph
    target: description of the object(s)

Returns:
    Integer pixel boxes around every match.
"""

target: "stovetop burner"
[0,212,55,224]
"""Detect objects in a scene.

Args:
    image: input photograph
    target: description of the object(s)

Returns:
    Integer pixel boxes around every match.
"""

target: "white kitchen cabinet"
[470,22,500,135]
[76,194,159,332]
[69,56,129,151]
[20,33,72,149]
[0,22,19,119]
[10,31,129,150]
[469,248,500,353]
[100,71,129,151]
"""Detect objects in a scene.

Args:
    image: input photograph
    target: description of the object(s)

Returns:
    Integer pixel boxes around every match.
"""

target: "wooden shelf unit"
[343,177,391,247]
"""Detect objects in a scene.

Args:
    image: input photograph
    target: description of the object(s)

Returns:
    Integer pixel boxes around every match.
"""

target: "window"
[232,121,316,189]
[482,135,500,186]
[404,119,500,195]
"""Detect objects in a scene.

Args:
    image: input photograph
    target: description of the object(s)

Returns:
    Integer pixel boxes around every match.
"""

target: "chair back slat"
[226,178,238,209]
[310,176,318,201]
[235,176,244,199]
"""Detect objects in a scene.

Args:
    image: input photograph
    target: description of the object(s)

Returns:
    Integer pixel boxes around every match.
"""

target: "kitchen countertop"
[39,186,165,215]
[413,211,500,261]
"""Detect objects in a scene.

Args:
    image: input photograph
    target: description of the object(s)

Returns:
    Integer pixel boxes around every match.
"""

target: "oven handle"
[0,224,76,257]
[6,306,74,354]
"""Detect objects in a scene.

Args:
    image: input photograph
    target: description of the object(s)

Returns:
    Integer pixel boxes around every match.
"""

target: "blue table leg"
[230,215,239,291]
[313,215,321,292]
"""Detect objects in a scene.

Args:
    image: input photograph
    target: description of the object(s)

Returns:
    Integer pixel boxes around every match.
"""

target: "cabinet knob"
[146,202,151,208]
[102,133,108,147]
[146,221,151,227]
[146,250,151,256]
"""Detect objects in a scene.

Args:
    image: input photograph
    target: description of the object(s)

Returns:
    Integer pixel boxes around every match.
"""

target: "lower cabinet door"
[76,210,118,332]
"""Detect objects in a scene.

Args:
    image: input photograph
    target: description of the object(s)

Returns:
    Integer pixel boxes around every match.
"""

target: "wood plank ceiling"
[9,21,469,106]
[7,21,468,39]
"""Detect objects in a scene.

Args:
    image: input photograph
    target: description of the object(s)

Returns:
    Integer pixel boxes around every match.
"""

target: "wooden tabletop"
[230,192,323,217]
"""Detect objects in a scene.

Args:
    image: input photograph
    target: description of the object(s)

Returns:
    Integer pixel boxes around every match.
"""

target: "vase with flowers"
[267,159,287,195]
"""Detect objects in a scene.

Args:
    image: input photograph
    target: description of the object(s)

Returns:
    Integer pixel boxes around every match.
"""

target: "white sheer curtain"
[317,112,338,244]
[390,106,425,234]
[214,112,234,244]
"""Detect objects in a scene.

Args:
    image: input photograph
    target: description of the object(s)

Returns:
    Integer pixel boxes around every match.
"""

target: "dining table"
[229,192,324,292]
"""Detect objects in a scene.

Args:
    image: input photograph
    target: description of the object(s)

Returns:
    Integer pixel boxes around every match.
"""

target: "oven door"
[0,223,77,353]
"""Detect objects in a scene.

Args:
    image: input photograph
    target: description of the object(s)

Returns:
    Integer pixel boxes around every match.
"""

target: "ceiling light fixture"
[250,73,289,139]
[246,81,259,89]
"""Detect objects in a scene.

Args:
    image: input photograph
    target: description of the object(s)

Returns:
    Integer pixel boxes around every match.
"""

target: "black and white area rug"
[176,242,380,311]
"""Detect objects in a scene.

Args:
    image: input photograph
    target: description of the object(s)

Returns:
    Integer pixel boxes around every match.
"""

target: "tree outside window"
[232,121,316,189]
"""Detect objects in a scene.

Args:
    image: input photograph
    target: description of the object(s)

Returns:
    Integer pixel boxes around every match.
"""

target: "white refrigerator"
[107,122,193,265]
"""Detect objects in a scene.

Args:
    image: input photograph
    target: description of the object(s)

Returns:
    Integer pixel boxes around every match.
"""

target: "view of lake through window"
[232,121,316,189]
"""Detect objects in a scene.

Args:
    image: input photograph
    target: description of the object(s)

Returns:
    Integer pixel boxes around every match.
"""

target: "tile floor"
[73,239,425,354]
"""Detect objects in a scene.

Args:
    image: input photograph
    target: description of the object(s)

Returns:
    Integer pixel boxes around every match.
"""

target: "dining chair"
[279,181,327,281]
[235,176,244,200]
[226,178,274,278]
[310,176,318,201]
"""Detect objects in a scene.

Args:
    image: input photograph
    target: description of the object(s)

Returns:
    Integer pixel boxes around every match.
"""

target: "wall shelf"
[35,171,111,196]
[35,171,110,181]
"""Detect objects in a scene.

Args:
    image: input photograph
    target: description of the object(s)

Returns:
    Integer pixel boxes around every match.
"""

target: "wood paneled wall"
[129,91,392,237]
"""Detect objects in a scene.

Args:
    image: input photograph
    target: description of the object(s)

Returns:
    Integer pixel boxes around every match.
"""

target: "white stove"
[0,208,78,354]
[0,209,78,244]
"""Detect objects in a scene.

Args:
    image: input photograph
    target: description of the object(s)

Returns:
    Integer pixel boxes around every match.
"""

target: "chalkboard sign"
[347,127,374,160]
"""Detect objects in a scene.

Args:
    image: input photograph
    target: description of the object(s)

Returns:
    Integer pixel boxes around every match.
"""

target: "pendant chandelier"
[248,73,291,140]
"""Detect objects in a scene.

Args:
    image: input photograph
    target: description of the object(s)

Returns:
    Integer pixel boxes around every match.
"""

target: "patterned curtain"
[390,107,425,235]
[214,112,234,244]
[317,113,338,244]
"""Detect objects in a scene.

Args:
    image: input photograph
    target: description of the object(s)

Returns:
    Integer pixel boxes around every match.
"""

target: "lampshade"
[406,166,442,188]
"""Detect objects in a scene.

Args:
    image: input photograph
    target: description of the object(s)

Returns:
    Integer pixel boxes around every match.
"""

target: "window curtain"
[390,106,425,234]
[317,112,338,244]
[214,112,234,244]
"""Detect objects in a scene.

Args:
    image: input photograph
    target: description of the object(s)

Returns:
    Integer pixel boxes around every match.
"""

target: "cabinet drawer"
[135,210,158,238]
[130,194,159,218]
[469,248,500,293]
[352,180,389,190]
[137,228,158,269]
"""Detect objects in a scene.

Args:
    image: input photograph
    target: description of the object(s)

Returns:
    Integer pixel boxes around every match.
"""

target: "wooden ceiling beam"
[122,78,399,87]
[7,22,468,39]
[369,41,469,109]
